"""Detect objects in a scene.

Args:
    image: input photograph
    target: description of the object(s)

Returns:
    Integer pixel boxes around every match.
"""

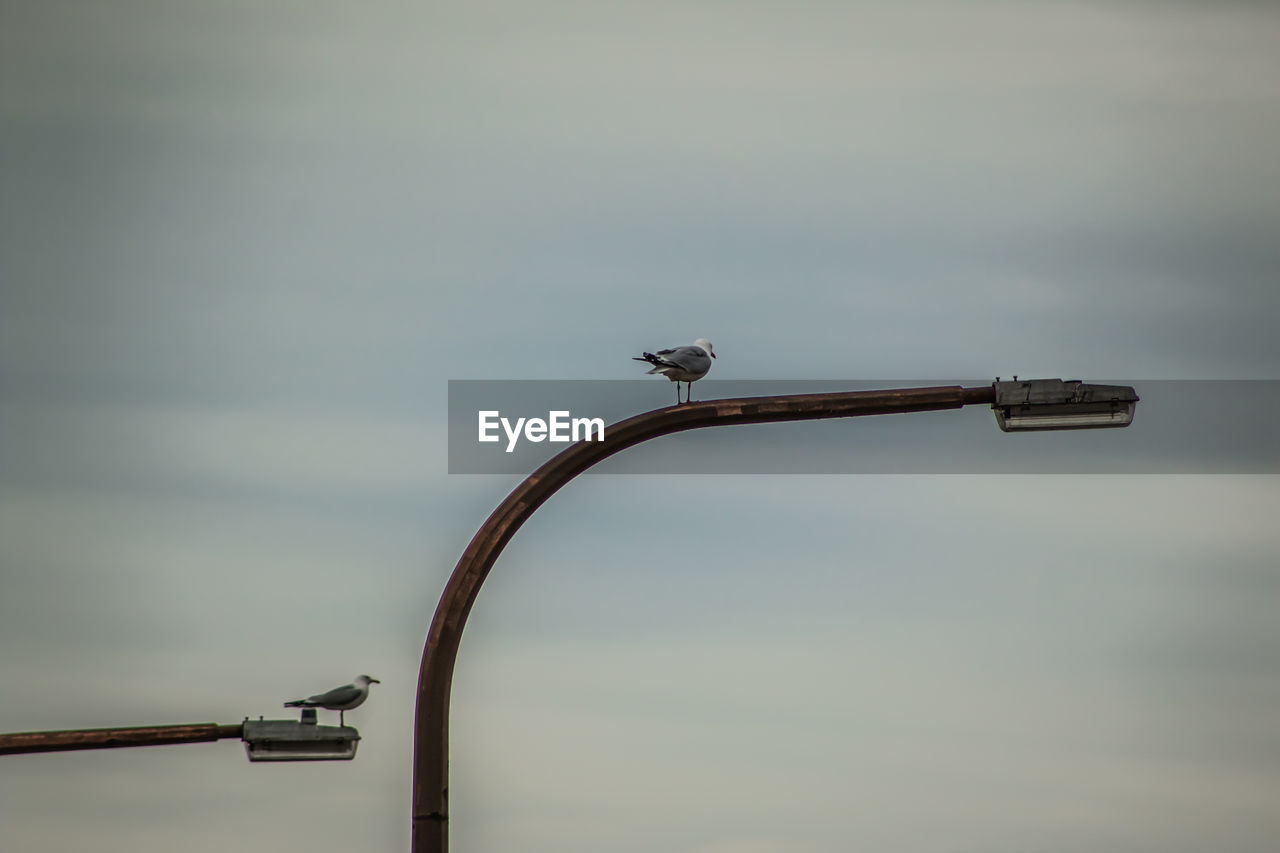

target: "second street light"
[0,707,360,761]
[414,379,1139,853]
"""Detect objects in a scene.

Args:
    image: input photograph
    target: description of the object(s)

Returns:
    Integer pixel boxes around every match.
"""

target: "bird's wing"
[659,346,710,371]
[309,684,363,707]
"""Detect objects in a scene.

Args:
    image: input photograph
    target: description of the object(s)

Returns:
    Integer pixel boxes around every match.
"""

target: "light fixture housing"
[992,379,1138,432]
[242,708,359,762]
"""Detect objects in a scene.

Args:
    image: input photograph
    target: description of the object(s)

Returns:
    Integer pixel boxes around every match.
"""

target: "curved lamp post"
[413,380,1137,852]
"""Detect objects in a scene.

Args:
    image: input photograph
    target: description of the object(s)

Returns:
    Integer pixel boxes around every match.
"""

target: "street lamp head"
[992,378,1138,432]
[242,708,361,762]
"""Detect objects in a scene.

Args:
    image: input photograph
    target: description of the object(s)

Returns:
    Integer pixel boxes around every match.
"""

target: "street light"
[992,379,1139,432]
[414,379,1139,853]
[242,708,360,761]
[0,707,359,761]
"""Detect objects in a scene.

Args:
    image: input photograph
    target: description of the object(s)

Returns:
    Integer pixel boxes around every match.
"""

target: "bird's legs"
[340,710,345,726]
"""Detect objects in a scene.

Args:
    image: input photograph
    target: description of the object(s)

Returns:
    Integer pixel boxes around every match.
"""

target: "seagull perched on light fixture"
[284,675,380,726]
[634,338,716,404]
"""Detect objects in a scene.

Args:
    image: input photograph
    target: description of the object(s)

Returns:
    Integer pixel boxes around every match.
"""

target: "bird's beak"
[711,352,716,358]
[370,678,381,684]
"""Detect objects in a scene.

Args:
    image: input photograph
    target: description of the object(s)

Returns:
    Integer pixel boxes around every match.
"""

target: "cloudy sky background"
[2,1,1278,851]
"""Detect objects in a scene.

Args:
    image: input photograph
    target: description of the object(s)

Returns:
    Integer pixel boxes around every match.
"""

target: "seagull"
[284,674,380,726]
[634,338,716,404]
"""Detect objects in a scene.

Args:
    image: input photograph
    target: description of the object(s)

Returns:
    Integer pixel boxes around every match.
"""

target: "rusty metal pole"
[413,385,996,853]
[0,722,244,755]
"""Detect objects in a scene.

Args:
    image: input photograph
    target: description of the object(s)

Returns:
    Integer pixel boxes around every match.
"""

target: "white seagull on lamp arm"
[284,674,380,726]
[634,338,716,405]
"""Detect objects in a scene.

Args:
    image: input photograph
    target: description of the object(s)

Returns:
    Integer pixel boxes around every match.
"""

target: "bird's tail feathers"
[635,352,676,369]
[283,700,306,708]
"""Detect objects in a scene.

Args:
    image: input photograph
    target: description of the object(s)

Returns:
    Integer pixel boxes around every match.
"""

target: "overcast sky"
[2,2,1278,852]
